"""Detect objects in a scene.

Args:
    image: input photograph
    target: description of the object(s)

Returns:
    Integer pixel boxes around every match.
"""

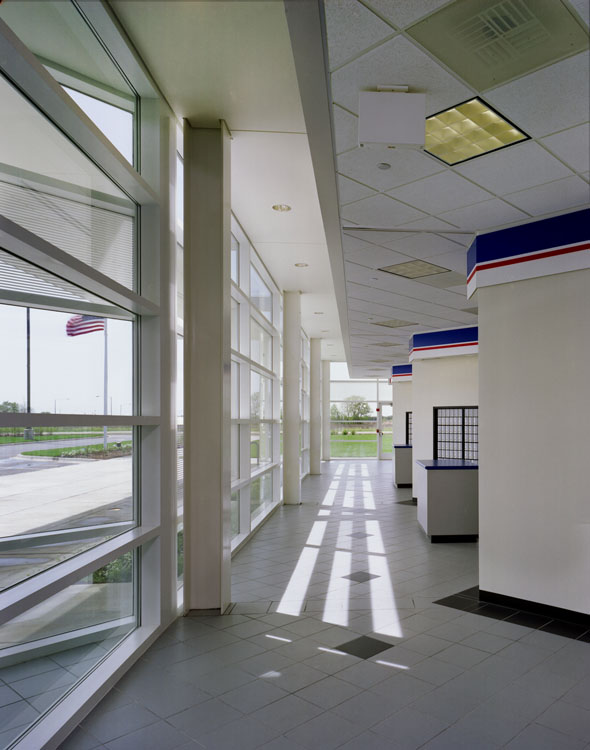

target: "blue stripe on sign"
[410,326,478,351]
[392,365,412,375]
[466,208,589,276]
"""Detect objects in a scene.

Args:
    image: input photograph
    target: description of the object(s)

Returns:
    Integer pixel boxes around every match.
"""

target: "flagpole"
[103,319,108,452]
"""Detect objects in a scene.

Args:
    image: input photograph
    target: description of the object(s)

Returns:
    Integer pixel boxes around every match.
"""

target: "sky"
[0,304,132,415]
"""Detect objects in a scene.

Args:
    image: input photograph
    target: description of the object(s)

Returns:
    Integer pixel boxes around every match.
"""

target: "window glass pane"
[250,470,273,520]
[231,425,239,482]
[330,381,377,402]
[250,371,272,421]
[231,234,239,284]
[0,73,135,290]
[0,551,136,746]
[231,491,240,538]
[63,86,133,163]
[250,423,272,467]
[250,318,272,370]
[0,425,134,592]
[330,362,350,379]
[231,298,239,351]
[231,360,239,420]
[0,304,133,415]
[176,244,184,322]
[0,0,136,160]
[176,156,184,243]
[250,265,272,322]
[177,336,184,515]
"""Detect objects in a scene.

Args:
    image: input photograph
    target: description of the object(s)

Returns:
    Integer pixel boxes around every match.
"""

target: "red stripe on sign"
[467,242,590,284]
[413,341,477,352]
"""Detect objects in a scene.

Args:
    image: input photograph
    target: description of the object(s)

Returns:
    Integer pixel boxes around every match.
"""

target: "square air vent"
[372,319,414,328]
[379,260,450,278]
[407,0,589,91]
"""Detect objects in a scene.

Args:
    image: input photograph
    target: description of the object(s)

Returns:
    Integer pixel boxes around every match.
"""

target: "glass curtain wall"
[230,217,281,549]
[175,135,184,606]
[329,363,391,458]
[0,4,175,747]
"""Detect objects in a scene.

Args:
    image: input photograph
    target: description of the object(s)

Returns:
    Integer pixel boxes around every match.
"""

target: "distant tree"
[0,401,19,413]
[342,396,371,421]
[330,404,342,420]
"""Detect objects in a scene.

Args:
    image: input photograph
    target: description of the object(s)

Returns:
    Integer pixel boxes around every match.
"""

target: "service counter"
[393,445,412,488]
[415,459,478,542]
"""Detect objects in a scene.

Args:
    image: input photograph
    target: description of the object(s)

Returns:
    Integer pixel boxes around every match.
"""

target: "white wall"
[479,270,590,614]
[392,381,412,445]
[412,355,479,490]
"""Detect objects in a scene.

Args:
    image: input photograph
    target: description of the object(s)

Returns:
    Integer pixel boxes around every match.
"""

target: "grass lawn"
[330,433,392,457]
[0,432,101,445]
[22,440,132,459]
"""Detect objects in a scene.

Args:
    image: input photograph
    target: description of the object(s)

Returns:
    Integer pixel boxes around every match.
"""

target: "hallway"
[64,462,590,749]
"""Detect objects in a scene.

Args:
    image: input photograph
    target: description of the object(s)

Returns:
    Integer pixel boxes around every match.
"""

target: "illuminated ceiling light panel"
[379,259,450,278]
[372,319,414,328]
[424,98,528,165]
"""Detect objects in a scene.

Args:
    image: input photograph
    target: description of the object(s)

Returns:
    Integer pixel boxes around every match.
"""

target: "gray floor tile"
[504,723,586,749]
[197,716,281,749]
[537,700,590,741]
[103,720,190,750]
[251,693,322,732]
[168,697,243,739]
[372,706,449,748]
[82,703,160,744]
[57,725,103,750]
[285,710,364,749]
[221,678,288,713]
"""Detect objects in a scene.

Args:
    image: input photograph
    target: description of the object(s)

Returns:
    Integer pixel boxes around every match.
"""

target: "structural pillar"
[321,359,331,461]
[184,120,231,612]
[283,291,301,504]
[309,338,321,474]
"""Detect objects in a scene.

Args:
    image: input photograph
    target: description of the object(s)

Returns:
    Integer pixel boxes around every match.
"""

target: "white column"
[322,359,331,461]
[310,338,321,474]
[283,291,301,504]
[184,121,231,612]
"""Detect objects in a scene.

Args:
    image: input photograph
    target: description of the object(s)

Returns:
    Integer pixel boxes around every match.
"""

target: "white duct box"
[358,91,426,147]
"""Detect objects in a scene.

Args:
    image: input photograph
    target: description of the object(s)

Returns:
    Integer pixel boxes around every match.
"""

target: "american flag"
[66,315,105,337]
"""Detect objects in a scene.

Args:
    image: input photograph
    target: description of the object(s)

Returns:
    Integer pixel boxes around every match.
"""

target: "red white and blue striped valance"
[466,208,590,298]
[409,326,478,362]
[391,364,412,382]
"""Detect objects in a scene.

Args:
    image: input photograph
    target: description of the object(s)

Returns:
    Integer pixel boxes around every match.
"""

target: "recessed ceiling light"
[424,98,528,166]
[379,260,450,279]
[367,317,375,321]
[294,262,308,267]
[372,319,414,328]
[272,204,292,212]
[377,162,391,170]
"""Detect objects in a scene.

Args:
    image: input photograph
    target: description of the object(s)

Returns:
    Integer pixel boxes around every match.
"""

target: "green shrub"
[92,551,133,583]
[351,430,356,435]
[342,429,348,435]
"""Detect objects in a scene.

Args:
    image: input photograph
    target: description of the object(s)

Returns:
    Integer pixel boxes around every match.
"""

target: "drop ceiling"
[286,0,589,377]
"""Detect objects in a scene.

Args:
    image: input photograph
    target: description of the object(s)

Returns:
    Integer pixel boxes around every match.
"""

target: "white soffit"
[111,0,304,131]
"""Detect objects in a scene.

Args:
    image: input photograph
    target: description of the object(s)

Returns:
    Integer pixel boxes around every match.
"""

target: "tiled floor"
[59,461,590,749]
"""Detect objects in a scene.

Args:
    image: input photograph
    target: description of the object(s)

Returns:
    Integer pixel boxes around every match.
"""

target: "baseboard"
[395,482,412,488]
[430,534,478,543]
[479,589,590,627]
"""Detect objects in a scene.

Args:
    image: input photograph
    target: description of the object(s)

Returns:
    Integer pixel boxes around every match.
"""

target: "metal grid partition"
[434,406,478,460]
[406,411,413,446]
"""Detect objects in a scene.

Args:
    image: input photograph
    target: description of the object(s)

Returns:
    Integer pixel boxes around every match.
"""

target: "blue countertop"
[416,459,478,470]
[394,444,412,449]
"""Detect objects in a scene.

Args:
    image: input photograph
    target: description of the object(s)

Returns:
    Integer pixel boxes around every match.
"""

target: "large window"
[300,331,310,478]
[230,217,281,548]
[0,7,174,747]
[434,407,479,460]
[329,363,390,458]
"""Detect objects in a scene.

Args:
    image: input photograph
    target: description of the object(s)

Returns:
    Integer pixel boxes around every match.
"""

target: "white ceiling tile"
[325,0,395,70]
[388,171,493,213]
[505,176,590,216]
[333,104,359,154]
[343,229,414,244]
[338,173,377,204]
[344,244,416,268]
[383,233,463,259]
[398,216,461,231]
[485,52,590,137]
[343,193,427,226]
[439,233,474,247]
[331,35,473,116]
[439,199,529,230]
[363,0,452,29]
[424,248,469,274]
[338,145,444,191]
[541,123,590,173]
[455,141,573,195]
